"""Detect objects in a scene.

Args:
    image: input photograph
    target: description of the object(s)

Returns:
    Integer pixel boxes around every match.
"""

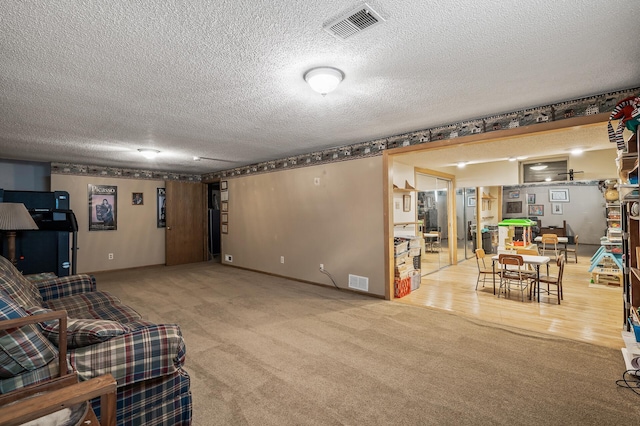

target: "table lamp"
[0,203,38,265]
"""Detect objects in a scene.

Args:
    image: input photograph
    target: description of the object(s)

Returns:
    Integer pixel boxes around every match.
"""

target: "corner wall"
[221,156,386,296]
[51,174,165,273]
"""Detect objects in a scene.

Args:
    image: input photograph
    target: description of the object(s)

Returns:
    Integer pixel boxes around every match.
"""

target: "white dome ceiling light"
[138,149,160,159]
[304,67,344,95]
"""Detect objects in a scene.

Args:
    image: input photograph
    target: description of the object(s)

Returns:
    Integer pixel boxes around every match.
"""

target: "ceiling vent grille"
[323,3,385,40]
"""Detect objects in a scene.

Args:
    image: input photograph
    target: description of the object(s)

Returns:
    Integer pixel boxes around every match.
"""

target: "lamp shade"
[0,203,38,230]
[304,67,344,95]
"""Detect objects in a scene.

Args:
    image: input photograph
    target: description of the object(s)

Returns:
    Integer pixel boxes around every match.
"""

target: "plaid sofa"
[0,255,192,425]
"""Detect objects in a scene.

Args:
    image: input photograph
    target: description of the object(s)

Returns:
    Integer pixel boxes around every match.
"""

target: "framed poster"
[221,180,228,190]
[221,223,228,234]
[132,192,143,205]
[549,188,569,202]
[221,213,228,223]
[527,193,536,204]
[508,190,520,199]
[89,184,117,231]
[157,188,166,228]
[221,201,228,212]
[528,204,544,216]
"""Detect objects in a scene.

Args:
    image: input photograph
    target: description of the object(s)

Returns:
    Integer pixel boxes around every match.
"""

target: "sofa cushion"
[0,258,43,309]
[0,291,57,379]
[27,307,131,349]
[43,291,142,323]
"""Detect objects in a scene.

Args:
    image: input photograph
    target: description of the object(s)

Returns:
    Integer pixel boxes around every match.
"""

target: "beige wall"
[438,148,617,187]
[221,156,386,296]
[51,174,166,273]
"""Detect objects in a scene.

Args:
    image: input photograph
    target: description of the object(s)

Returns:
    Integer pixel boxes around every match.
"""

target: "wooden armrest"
[0,374,117,426]
[0,310,69,379]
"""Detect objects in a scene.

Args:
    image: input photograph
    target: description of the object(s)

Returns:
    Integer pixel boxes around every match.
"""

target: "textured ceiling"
[1,1,639,174]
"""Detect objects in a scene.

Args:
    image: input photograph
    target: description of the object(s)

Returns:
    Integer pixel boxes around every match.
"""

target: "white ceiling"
[1,1,639,174]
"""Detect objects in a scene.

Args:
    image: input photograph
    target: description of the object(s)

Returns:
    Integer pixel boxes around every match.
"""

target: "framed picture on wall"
[467,196,476,207]
[221,201,228,212]
[157,188,166,228]
[132,192,143,205]
[549,188,569,202]
[221,213,228,223]
[403,194,411,212]
[506,201,522,213]
[508,190,520,199]
[552,203,563,214]
[528,204,544,216]
[221,223,228,234]
[221,180,228,190]
[527,193,536,204]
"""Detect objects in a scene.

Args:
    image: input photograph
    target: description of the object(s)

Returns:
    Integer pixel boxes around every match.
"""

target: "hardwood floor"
[396,244,625,349]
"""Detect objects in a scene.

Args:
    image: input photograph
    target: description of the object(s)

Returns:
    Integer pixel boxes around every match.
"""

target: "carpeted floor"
[94,261,640,425]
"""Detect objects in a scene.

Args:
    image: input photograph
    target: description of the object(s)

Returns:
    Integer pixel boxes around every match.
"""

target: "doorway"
[415,170,455,274]
[456,187,476,261]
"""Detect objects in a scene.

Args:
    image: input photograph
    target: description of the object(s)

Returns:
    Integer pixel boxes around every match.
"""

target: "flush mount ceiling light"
[571,148,584,155]
[304,67,344,95]
[508,157,516,162]
[138,149,160,159]
[530,163,548,171]
[457,161,467,168]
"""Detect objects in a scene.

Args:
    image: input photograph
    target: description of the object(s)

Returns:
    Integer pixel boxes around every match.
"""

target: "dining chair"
[562,234,579,263]
[475,248,498,290]
[539,234,559,259]
[429,231,442,252]
[497,254,529,301]
[533,254,565,304]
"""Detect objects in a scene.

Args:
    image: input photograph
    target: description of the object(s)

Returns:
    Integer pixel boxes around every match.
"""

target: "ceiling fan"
[557,169,584,181]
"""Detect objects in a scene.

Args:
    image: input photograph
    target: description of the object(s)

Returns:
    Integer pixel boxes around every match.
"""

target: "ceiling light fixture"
[457,161,466,168]
[508,157,516,162]
[571,148,584,155]
[304,67,344,95]
[138,149,160,159]
[530,163,548,171]
[516,156,528,160]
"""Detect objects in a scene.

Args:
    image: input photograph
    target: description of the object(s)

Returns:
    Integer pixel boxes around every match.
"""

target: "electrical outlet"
[320,263,324,270]
[108,253,114,260]
[280,256,285,264]
[225,254,233,262]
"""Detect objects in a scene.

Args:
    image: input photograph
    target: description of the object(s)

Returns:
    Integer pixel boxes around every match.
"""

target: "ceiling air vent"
[323,3,385,40]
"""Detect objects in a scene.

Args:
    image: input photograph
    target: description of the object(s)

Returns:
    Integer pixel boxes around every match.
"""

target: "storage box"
[394,277,411,298]
[410,271,421,291]
[394,241,409,254]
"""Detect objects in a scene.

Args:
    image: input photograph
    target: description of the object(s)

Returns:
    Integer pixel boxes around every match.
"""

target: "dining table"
[533,235,569,251]
[491,253,551,302]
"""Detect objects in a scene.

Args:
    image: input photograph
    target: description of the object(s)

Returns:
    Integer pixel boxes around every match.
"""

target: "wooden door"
[165,181,207,266]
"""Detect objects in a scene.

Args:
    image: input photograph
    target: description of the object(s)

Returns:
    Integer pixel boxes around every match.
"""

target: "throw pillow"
[27,307,130,349]
[0,291,58,379]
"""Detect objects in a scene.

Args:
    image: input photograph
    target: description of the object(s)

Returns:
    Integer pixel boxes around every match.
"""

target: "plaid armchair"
[0,255,192,425]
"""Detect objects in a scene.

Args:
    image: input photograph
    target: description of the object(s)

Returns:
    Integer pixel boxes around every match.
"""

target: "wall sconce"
[304,67,344,95]
[0,203,39,265]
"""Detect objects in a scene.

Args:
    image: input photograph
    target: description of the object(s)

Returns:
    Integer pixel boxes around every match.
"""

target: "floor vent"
[348,274,369,292]
[323,3,385,40]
